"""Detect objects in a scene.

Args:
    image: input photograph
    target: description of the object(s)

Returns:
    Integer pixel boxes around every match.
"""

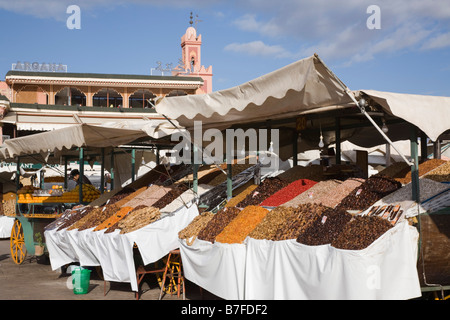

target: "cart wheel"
[10,220,27,265]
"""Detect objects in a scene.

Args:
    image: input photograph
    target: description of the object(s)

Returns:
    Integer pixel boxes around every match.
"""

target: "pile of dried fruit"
[248,206,297,240]
[260,179,317,207]
[395,159,447,184]
[76,204,119,231]
[55,206,95,231]
[152,184,189,209]
[114,187,148,207]
[160,184,213,214]
[282,180,342,207]
[215,206,269,244]
[67,206,104,230]
[377,162,411,178]
[123,185,172,208]
[277,165,325,182]
[423,160,450,182]
[94,206,133,231]
[331,215,393,250]
[225,184,258,208]
[335,176,401,211]
[178,211,215,245]
[197,207,241,243]
[273,203,326,241]
[207,164,254,186]
[118,206,161,234]
[296,208,352,246]
[107,187,136,205]
[237,177,289,207]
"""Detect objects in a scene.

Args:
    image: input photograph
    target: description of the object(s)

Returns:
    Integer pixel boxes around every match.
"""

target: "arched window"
[55,87,86,106]
[129,89,157,108]
[93,88,123,108]
[15,85,48,104]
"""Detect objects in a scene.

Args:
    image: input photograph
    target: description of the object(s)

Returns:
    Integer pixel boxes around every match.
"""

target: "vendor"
[69,169,93,186]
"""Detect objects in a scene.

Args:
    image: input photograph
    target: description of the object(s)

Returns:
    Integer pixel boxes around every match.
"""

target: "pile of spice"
[237,177,289,207]
[331,215,393,250]
[272,203,325,241]
[248,206,297,240]
[282,180,342,207]
[197,207,241,243]
[335,176,401,212]
[260,179,317,207]
[296,208,352,246]
[178,211,215,245]
[215,206,269,244]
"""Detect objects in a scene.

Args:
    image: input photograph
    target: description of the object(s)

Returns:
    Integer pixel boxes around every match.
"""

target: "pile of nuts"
[225,184,258,208]
[55,206,95,231]
[67,206,104,230]
[178,211,215,245]
[296,208,352,246]
[108,187,136,205]
[282,180,342,207]
[423,160,450,182]
[197,207,241,243]
[215,206,269,244]
[396,159,447,184]
[318,178,365,209]
[237,177,289,207]
[248,206,297,240]
[331,215,393,250]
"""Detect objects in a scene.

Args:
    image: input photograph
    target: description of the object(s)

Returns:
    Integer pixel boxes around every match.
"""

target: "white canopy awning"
[1,124,149,159]
[155,54,355,130]
[359,90,450,142]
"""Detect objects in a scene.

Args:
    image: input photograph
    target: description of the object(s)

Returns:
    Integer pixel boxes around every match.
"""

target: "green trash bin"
[72,267,91,295]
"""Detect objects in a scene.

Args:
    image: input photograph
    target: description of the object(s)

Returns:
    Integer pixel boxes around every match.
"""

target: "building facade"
[0,23,212,141]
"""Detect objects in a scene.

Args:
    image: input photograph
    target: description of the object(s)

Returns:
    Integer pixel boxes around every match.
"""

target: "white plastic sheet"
[45,204,199,291]
[180,221,421,300]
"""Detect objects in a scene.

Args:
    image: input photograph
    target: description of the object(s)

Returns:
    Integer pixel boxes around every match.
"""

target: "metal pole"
[292,129,298,167]
[410,126,420,202]
[420,131,428,163]
[335,117,341,165]
[131,148,136,183]
[227,163,232,200]
[193,145,199,194]
[110,151,115,191]
[79,147,84,203]
[64,156,68,189]
[100,148,105,194]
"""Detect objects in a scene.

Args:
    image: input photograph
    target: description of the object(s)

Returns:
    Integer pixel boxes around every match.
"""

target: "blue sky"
[1,0,450,95]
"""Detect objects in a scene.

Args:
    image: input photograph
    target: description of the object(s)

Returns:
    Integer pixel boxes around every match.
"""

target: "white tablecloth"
[179,221,422,300]
[0,216,14,238]
[45,204,199,291]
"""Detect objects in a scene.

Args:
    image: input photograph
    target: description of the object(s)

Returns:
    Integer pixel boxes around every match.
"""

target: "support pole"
[16,157,20,191]
[433,139,441,159]
[292,130,298,167]
[100,148,105,194]
[64,156,68,190]
[410,126,420,202]
[193,145,199,194]
[110,152,115,191]
[79,147,84,203]
[131,148,136,183]
[420,131,428,163]
[335,117,341,165]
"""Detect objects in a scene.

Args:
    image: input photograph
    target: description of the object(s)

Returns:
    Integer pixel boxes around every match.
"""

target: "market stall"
[153,54,450,299]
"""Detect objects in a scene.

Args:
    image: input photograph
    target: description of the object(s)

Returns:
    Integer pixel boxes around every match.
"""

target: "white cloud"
[224,41,293,58]
[421,32,450,50]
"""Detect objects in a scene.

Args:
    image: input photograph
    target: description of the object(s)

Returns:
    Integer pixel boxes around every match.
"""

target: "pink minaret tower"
[173,12,213,94]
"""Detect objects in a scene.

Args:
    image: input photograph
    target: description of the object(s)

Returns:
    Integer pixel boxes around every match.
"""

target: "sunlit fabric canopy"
[155,54,355,130]
[1,123,148,159]
[358,90,450,142]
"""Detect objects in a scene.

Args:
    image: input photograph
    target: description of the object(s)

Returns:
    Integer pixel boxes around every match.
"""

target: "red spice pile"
[260,179,317,207]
